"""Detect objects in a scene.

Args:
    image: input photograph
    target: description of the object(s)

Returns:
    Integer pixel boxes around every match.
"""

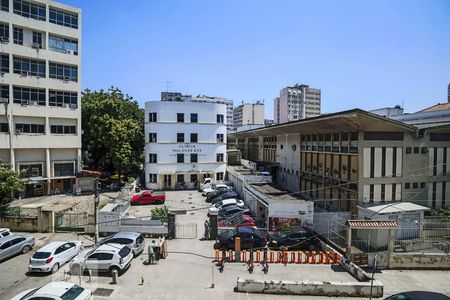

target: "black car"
[217,205,250,219]
[210,192,239,205]
[214,227,267,250]
[268,228,316,250]
[384,291,450,300]
[206,188,234,202]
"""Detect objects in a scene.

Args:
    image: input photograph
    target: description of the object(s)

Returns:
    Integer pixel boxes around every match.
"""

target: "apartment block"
[274,84,321,123]
[233,101,264,129]
[0,0,81,197]
[145,101,227,190]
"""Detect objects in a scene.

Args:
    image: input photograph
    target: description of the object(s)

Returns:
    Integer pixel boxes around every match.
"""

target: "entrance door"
[63,179,71,193]
[163,175,172,189]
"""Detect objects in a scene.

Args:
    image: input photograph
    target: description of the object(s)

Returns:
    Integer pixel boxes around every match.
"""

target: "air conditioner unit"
[15,129,22,134]
[30,100,38,106]
[63,76,70,82]
[21,71,30,77]
[69,104,77,109]
[21,100,29,106]
[63,103,69,108]
[0,97,8,103]
[31,42,41,49]
[66,49,74,55]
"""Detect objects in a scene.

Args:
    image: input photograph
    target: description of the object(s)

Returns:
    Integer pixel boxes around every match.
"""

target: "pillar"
[346,226,352,259]
[387,228,394,269]
[46,148,51,195]
[77,148,82,173]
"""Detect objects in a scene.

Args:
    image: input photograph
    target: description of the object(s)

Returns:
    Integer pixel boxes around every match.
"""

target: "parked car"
[29,241,84,273]
[210,191,240,205]
[202,184,232,197]
[11,281,93,300]
[268,228,317,250]
[131,190,166,205]
[384,291,450,300]
[100,232,145,256]
[214,227,267,250]
[208,199,245,216]
[0,235,35,261]
[199,177,214,191]
[217,205,250,219]
[206,188,235,202]
[70,243,133,276]
[0,228,12,239]
[218,214,256,228]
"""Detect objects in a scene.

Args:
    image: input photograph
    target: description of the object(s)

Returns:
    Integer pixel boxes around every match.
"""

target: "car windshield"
[32,252,51,259]
[118,246,131,258]
[18,287,40,299]
[60,285,85,300]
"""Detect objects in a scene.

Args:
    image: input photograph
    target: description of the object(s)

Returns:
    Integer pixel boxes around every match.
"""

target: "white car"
[12,281,92,300]
[0,228,12,239]
[202,184,230,196]
[208,198,245,216]
[29,241,84,273]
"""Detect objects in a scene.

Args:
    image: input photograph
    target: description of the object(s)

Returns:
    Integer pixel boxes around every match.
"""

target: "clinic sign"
[172,145,203,153]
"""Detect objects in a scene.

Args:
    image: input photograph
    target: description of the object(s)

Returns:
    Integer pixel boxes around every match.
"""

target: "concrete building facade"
[370,106,404,117]
[0,0,81,197]
[229,109,450,212]
[275,84,321,123]
[145,101,227,190]
[233,101,264,129]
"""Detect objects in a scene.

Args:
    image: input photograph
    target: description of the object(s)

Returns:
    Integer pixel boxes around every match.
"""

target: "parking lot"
[1,190,450,299]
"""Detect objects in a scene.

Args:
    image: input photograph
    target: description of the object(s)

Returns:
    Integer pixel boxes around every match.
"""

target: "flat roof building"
[275,84,321,124]
[233,101,264,130]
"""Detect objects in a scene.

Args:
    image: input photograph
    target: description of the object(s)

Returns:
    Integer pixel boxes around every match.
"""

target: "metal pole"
[94,178,99,244]
[369,254,377,300]
[211,262,215,288]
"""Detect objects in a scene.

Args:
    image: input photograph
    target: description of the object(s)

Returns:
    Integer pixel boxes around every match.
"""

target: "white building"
[233,101,264,129]
[0,0,81,197]
[274,84,321,123]
[144,101,227,190]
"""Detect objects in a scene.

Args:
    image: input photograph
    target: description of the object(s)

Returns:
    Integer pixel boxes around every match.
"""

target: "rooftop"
[249,183,309,203]
[360,202,430,215]
[418,102,450,113]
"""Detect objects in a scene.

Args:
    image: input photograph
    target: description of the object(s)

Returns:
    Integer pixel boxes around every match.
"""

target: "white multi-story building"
[233,101,264,129]
[0,0,81,197]
[145,101,227,190]
[274,84,321,123]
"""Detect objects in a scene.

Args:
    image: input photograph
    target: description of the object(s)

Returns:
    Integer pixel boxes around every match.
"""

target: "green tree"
[82,87,144,181]
[0,164,25,211]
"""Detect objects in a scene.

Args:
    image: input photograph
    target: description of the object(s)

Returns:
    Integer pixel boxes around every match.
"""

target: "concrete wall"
[0,216,39,232]
[390,253,450,269]
[275,133,300,192]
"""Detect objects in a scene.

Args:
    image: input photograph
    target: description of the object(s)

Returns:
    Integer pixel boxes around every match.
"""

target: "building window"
[405,182,410,189]
[420,182,426,189]
[50,125,76,134]
[430,133,450,141]
[15,123,45,134]
[177,174,184,183]
[1,0,8,12]
[421,147,428,154]
[217,134,224,143]
[32,32,42,48]
[13,27,23,45]
[48,35,78,55]
[19,164,42,177]
[177,133,184,143]
[190,153,198,163]
[148,153,157,163]
[280,144,283,149]
[148,112,157,122]
[190,133,198,143]
[0,23,9,42]
[364,132,404,141]
[49,8,78,29]
[13,86,45,105]
[413,147,419,154]
[49,90,77,108]
[13,0,46,21]
[49,62,78,82]
[0,122,8,133]
[1,53,9,73]
[216,153,224,162]
[149,173,157,183]
[177,113,184,123]
[412,182,418,189]
[177,154,184,163]
[13,56,45,77]
[149,133,157,143]
[190,113,198,123]
[405,147,411,154]
[54,162,74,177]
[216,172,224,181]
[217,114,224,124]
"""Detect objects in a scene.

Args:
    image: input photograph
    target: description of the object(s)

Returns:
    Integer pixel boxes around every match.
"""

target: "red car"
[218,214,256,228]
[131,190,166,205]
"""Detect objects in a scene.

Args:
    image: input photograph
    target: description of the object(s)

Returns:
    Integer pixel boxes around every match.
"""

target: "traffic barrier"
[277,251,282,263]
[332,252,338,264]
[242,250,247,262]
[270,251,274,263]
[228,250,233,261]
[263,249,268,262]
[297,251,302,264]
[256,250,261,263]
[319,251,324,264]
[325,251,330,264]
[311,251,316,264]
[215,250,220,261]
[290,251,295,264]
[249,251,254,263]
[283,250,288,265]
[304,251,309,264]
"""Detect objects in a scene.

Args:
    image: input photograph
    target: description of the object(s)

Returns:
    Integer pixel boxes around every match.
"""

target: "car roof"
[0,235,28,243]
[221,199,237,205]
[0,228,10,232]
[95,243,126,252]
[402,291,450,300]
[34,281,77,297]
[109,232,140,239]
[37,241,75,252]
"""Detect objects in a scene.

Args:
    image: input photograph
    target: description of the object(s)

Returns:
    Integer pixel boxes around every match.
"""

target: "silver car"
[100,232,145,256]
[0,235,35,261]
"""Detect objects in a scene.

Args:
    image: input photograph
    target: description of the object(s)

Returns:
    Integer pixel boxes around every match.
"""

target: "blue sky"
[61,0,450,118]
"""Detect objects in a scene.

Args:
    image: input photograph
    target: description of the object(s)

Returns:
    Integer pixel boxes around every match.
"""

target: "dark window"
[369,184,374,203]
[412,182,418,189]
[177,174,184,183]
[190,113,198,123]
[0,53,9,73]
[190,174,197,183]
[49,90,77,108]
[177,154,184,163]
[13,86,45,105]
[0,23,9,42]
[381,184,385,203]
[433,147,437,176]
[392,147,397,177]
[0,122,8,133]
[1,0,8,12]
[149,174,157,183]
[216,172,224,181]
[0,84,8,101]
[443,181,446,207]
[13,0,46,20]
[148,153,157,163]
[421,147,428,154]
[15,123,45,134]
[13,27,22,45]
[50,125,76,134]
[420,182,426,189]
[216,114,224,124]
[177,133,184,143]
[405,147,411,154]
[280,144,283,149]
[392,183,396,201]
[405,182,410,189]
[430,133,450,141]
[333,133,339,141]
[381,147,386,177]
[370,147,375,178]
[413,147,419,154]
[32,31,42,48]
[432,182,437,209]
[190,153,198,163]
[364,132,404,141]
[148,112,157,122]
[177,113,184,122]
[217,134,224,143]
[49,62,78,82]
[444,148,447,175]
[48,34,78,55]
[19,163,42,176]
[350,132,358,141]
[216,153,224,162]
[54,162,74,176]
[149,133,157,142]
[190,133,198,143]
[49,8,78,29]
[341,132,349,140]
[13,56,45,77]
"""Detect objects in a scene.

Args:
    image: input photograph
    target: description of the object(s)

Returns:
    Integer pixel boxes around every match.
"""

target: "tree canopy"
[0,164,24,211]
[81,87,144,179]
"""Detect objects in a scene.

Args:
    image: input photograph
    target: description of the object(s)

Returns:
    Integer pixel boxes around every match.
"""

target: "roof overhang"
[347,220,399,229]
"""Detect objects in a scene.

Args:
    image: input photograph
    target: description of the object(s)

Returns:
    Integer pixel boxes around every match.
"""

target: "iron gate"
[55,212,87,232]
[175,223,198,239]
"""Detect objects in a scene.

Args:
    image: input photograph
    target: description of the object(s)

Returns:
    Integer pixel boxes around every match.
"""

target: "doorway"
[164,175,172,189]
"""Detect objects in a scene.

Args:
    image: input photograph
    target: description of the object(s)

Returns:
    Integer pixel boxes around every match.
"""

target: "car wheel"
[110,266,120,276]
[51,263,59,274]
[70,264,82,275]
[21,245,31,254]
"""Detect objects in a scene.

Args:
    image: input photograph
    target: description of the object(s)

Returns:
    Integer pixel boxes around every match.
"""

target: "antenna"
[164,81,173,92]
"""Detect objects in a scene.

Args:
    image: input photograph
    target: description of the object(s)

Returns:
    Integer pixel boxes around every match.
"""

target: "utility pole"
[369,254,377,300]
[94,178,99,244]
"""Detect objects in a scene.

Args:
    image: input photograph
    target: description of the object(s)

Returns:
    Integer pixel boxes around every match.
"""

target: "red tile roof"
[346,220,398,229]
[418,102,450,113]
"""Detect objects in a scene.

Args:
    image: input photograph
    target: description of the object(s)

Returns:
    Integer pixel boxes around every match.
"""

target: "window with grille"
[177,154,184,163]
[191,153,198,163]
[49,62,78,82]
[148,112,157,122]
[190,133,198,143]
[148,153,157,163]
[13,86,45,105]
[177,133,184,143]
[49,8,78,29]
[50,125,76,134]
[149,174,157,183]
[13,56,45,77]
[216,153,224,162]
[217,134,224,143]
[1,53,8,73]
[13,0,46,21]
[149,133,157,142]
[49,90,77,108]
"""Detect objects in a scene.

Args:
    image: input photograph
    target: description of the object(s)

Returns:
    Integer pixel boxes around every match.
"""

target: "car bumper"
[28,264,52,272]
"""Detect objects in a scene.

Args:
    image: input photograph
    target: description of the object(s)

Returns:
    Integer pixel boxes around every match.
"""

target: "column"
[77,148,82,173]
[46,148,51,195]
[8,107,15,171]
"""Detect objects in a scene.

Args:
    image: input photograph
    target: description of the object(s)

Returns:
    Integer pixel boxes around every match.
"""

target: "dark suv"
[268,228,317,250]
[214,227,267,250]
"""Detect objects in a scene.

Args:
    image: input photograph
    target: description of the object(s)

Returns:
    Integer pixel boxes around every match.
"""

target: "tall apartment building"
[274,84,321,123]
[161,92,234,132]
[0,0,81,197]
[145,101,227,190]
[233,101,264,129]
